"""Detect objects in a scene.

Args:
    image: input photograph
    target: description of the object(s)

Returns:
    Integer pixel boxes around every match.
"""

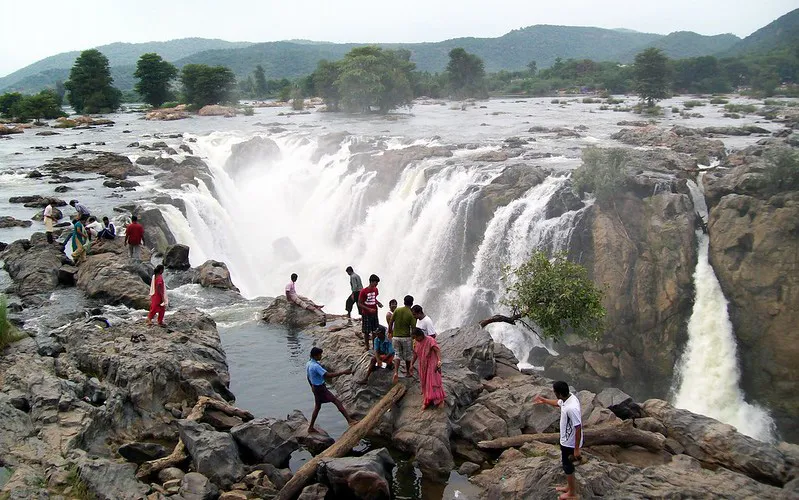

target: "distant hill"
[725,7,799,55]
[0,38,252,93]
[2,14,793,94]
[620,31,740,61]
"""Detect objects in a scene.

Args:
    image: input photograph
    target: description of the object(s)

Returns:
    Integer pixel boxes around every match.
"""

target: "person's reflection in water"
[285,327,303,360]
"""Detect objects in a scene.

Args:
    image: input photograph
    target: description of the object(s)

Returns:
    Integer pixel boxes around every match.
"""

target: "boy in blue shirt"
[360,326,395,384]
[306,347,356,433]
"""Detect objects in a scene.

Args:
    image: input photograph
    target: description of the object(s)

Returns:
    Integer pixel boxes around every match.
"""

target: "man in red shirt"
[124,215,145,262]
[357,274,383,351]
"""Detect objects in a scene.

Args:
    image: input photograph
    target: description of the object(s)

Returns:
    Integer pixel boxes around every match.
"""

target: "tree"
[180,64,237,108]
[0,92,23,118]
[446,48,487,98]
[334,46,414,113]
[634,48,670,106]
[64,49,122,114]
[571,147,628,207]
[134,53,178,107]
[253,65,268,97]
[312,59,342,110]
[527,60,538,75]
[11,90,66,122]
[485,252,605,341]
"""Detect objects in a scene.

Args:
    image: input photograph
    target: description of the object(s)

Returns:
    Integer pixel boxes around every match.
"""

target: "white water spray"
[672,178,775,442]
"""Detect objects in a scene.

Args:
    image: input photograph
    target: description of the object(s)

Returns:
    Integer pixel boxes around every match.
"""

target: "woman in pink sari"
[411,327,446,409]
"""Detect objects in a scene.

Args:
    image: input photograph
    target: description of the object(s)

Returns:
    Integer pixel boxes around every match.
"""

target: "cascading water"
[672,177,775,442]
[166,130,586,367]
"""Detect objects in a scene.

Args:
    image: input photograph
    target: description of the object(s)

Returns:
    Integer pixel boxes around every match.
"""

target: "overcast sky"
[1,0,796,77]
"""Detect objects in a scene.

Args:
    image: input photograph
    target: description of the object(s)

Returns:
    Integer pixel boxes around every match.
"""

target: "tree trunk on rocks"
[478,314,522,328]
[136,396,253,480]
[276,384,407,500]
[477,420,666,452]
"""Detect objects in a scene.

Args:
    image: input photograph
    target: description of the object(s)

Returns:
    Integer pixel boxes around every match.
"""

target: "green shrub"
[709,97,729,104]
[765,149,799,194]
[724,103,757,114]
[671,106,680,113]
[606,97,624,104]
[599,105,609,110]
[551,99,560,104]
[723,112,741,119]
[242,106,254,116]
[64,466,94,500]
[683,100,705,108]
[582,97,598,103]
[634,103,663,116]
[572,147,628,206]
[160,101,180,109]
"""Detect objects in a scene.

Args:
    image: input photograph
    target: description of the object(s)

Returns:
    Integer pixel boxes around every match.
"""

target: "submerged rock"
[317,448,395,499]
[225,136,281,177]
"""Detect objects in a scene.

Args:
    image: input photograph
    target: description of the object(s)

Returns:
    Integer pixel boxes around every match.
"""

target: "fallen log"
[136,396,254,479]
[276,383,407,500]
[477,419,666,452]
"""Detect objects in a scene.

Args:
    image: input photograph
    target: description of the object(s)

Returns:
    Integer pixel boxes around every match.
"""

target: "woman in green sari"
[70,218,90,263]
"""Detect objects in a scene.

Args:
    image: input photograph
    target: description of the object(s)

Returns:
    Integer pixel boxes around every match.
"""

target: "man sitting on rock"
[360,326,394,384]
[97,216,116,240]
[306,347,357,433]
[534,380,583,500]
[285,274,325,325]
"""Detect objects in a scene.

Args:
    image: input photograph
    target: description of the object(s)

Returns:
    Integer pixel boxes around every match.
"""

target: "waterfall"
[672,178,775,442]
[162,130,586,369]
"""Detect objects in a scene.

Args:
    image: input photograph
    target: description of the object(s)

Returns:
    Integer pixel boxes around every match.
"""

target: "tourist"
[85,216,103,241]
[124,215,145,262]
[389,295,416,384]
[361,326,395,383]
[345,266,363,320]
[534,381,583,500]
[97,216,116,240]
[43,203,56,244]
[306,347,357,433]
[411,304,436,338]
[146,264,168,327]
[386,299,397,337]
[285,273,325,314]
[357,274,383,351]
[69,199,91,222]
[411,327,445,409]
[69,217,89,264]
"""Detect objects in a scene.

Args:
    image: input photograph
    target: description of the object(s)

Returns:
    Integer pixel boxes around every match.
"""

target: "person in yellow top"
[389,295,416,384]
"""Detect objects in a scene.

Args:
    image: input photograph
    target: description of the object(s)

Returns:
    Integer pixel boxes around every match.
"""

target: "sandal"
[130,335,140,343]
[137,334,147,342]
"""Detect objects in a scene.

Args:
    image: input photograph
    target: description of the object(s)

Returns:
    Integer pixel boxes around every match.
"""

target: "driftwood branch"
[276,383,407,500]
[477,420,666,452]
[136,396,254,479]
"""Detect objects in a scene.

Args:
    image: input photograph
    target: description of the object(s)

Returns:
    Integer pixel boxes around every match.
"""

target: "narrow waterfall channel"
[672,177,775,442]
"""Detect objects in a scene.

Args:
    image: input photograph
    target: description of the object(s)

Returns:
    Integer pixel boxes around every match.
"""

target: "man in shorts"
[389,295,416,385]
[357,274,383,351]
[534,380,583,499]
[306,347,356,433]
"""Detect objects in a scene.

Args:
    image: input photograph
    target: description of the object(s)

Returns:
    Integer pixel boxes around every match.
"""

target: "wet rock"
[103,179,140,189]
[163,244,191,270]
[196,260,238,291]
[608,398,644,420]
[179,472,219,500]
[0,124,24,135]
[1,235,65,305]
[544,183,584,219]
[146,106,189,121]
[231,410,327,466]
[158,467,185,484]
[702,125,770,136]
[135,156,156,165]
[225,136,281,177]
[53,185,71,193]
[199,408,244,431]
[458,461,481,476]
[56,264,76,286]
[611,125,726,158]
[153,156,213,190]
[75,241,150,309]
[35,333,64,357]
[643,399,795,486]
[317,448,394,499]
[311,131,351,162]
[0,216,32,228]
[27,169,44,178]
[118,442,168,464]
[582,351,618,379]
[42,152,148,180]
[8,195,66,208]
[178,420,246,488]
[198,105,237,117]
[262,296,324,329]
[135,207,177,254]
[78,458,150,500]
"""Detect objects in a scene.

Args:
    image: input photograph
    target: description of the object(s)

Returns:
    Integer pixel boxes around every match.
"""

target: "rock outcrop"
[1,233,66,305]
[224,136,281,177]
[262,296,324,329]
[75,239,151,309]
[42,152,148,180]
[612,125,727,160]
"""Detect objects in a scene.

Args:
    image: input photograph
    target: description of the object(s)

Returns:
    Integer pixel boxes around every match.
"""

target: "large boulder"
[117,442,168,464]
[317,448,395,499]
[178,420,246,489]
[135,207,177,254]
[231,413,302,467]
[198,105,237,117]
[1,234,65,305]
[197,260,238,291]
[8,195,67,207]
[611,125,726,159]
[225,136,281,177]
[643,399,797,486]
[437,324,497,379]
[75,241,150,309]
[77,459,150,500]
[262,296,324,329]
[164,244,191,270]
[42,152,148,180]
[0,216,32,228]
[153,156,213,190]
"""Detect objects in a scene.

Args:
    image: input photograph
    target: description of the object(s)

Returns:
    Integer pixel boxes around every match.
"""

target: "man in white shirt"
[411,304,436,338]
[534,380,583,500]
[43,203,56,244]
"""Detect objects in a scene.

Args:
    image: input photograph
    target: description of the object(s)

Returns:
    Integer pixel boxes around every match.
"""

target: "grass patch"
[242,106,254,116]
[709,97,729,104]
[724,103,757,114]
[64,466,94,500]
[683,100,705,108]
[582,97,599,103]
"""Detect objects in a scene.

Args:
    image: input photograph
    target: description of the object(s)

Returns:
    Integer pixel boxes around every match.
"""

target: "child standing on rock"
[306,347,357,433]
